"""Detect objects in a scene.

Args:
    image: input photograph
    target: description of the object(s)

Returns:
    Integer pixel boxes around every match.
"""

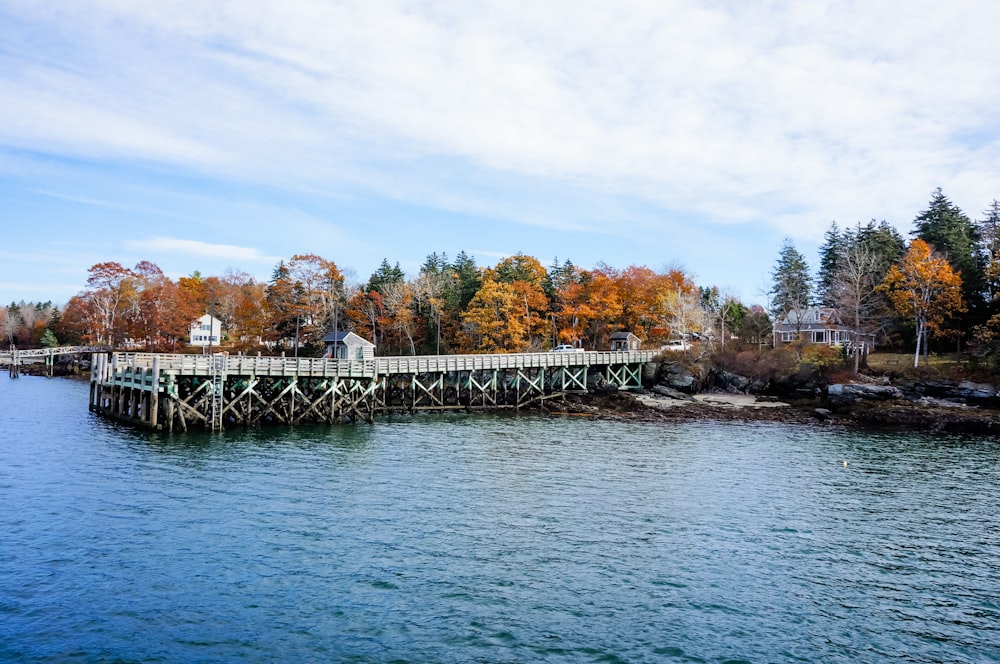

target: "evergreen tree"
[366,259,405,294]
[912,188,985,318]
[855,219,906,276]
[816,222,846,306]
[40,328,58,347]
[542,258,577,300]
[769,239,812,326]
[448,251,482,312]
[420,252,449,277]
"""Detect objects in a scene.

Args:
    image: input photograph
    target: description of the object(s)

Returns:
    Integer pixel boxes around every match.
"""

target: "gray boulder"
[827,383,904,401]
[716,370,751,393]
[659,362,696,391]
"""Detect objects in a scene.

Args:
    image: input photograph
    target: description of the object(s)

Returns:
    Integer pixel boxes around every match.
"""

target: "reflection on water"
[1,375,999,663]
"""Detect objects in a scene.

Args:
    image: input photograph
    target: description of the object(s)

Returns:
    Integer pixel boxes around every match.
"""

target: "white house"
[323,331,376,360]
[190,314,222,347]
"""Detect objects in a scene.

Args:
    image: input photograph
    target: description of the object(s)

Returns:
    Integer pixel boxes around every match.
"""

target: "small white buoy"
[842,460,849,467]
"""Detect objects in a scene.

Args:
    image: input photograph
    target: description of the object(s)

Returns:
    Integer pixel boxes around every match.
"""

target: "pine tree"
[40,328,59,347]
[366,259,405,295]
[448,252,482,312]
[769,239,812,326]
[816,222,846,307]
[855,219,906,276]
[912,188,985,319]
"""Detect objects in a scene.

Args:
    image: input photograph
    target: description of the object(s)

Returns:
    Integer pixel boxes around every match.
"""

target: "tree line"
[4,252,768,356]
[770,188,1000,368]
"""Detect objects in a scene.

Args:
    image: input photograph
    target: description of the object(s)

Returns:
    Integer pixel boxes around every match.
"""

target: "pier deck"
[89,350,656,431]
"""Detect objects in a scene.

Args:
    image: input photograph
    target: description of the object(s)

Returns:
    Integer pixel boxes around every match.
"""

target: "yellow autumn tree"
[878,238,965,367]
[485,254,550,349]
[461,279,528,352]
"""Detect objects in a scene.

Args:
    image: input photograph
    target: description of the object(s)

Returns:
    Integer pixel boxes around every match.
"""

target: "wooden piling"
[149,358,160,430]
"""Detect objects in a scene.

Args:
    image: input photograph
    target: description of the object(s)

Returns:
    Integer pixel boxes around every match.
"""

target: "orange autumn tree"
[552,266,622,349]
[127,261,175,350]
[480,254,550,350]
[878,238,965,368]
[462,279,528,352]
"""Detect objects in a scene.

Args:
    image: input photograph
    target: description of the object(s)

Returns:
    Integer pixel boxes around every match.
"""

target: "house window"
[781,332,794,342]
[813,331,826,343]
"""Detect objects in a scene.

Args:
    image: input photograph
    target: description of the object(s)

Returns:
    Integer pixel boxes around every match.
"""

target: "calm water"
[1,376,999,663]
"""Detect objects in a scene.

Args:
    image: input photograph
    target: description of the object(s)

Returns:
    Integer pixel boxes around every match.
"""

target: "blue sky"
[2,1,1000,307]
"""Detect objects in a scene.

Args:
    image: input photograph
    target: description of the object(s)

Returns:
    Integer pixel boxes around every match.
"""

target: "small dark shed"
[609,331,641,351]
[323,331,376,360]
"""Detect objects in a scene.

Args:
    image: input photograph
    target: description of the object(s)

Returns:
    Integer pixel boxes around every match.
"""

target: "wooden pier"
[88,350,656,431]
[1,346,109,378]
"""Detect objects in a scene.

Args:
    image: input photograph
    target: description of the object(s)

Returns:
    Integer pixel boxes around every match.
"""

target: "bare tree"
[832,240,881,373]
[662,288,705,350]
[381,280,417,355]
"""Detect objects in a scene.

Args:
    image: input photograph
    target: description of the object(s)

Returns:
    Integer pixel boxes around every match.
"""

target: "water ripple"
[1,376,999,662]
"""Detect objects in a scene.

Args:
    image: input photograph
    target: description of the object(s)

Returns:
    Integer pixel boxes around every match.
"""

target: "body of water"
[1,375,999,662]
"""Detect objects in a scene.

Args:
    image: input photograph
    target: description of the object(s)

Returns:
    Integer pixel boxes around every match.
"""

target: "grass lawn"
[866,351,970,376]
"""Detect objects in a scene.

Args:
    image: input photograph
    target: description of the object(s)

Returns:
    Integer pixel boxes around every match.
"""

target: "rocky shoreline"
[541,360,1000,434]
[542,390,1000,433]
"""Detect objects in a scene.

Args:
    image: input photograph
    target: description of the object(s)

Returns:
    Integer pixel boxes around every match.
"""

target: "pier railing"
[2,345,109,377]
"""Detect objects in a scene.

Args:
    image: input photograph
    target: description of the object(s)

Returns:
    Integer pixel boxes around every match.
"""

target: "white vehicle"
[661,340,689,351]
[552,344,585,352]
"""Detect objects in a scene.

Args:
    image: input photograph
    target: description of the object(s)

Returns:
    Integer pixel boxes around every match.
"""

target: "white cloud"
[125,236,280,263]
[3,0,1000,243]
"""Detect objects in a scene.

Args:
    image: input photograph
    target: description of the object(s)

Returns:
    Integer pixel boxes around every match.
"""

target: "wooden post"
[165,373,175,433]
[89,354,99,411]
[149,357,160,429]
[110,354,119,417]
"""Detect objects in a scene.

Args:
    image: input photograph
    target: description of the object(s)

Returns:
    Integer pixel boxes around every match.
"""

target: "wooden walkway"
[89,350,656,431]
[1,346,109,378]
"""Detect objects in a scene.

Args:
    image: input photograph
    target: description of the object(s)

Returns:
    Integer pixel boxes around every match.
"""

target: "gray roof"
[321,330,374,346]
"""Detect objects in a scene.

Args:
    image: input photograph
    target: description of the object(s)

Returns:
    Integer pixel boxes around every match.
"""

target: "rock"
[716,370,750,393]
[957,381,997,399]
[659,362,696,391]
[827,383,903,401]
[812,408,833,420]
[651,384,693,400]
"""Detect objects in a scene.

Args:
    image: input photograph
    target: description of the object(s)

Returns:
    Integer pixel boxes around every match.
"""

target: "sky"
[2,0,1000,308]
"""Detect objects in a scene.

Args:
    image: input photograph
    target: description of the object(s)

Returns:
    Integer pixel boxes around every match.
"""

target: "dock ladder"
[210,353,226,431]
